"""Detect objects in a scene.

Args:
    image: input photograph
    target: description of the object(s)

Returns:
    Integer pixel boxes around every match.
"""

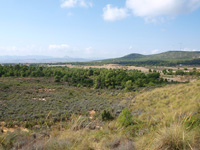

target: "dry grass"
[44,117,136,150]
[132,80,200,150]
[130,80,200,124]
[136,122,200,150]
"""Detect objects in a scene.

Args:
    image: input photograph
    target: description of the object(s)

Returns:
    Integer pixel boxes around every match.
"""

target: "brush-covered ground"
[0,78,200,150]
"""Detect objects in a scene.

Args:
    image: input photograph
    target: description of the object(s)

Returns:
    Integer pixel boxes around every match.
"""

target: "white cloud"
[151,49,159,54]
[126,0,200,21]
[61,0,93,8]
[182,48,199,51]
[61,0,77,8]
[49,44,69,49]
[103,4,129,21]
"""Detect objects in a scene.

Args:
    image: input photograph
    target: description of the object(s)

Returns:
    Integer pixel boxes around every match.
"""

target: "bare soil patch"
[47,64,149,72]
[38,88,56,93]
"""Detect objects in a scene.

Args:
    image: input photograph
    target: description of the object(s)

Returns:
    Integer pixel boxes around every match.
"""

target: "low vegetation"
[0,64,200,150]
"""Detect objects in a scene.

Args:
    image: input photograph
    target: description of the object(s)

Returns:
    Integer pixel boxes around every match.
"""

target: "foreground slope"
[46,79,200,150]
[1,79,200,150]
[131,80,200,121]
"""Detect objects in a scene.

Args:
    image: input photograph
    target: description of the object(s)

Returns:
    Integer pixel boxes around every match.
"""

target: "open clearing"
[46,64,200,73]
[46,64,150,72]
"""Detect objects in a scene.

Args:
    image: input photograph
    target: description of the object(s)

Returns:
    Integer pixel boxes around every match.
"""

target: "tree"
[54,75,61,82]
[175,70,184,76]
[162,69,167,75]
[94,76,101,89]
[63,74,69,82]
[135,78,144,87]
[125,80,133,91]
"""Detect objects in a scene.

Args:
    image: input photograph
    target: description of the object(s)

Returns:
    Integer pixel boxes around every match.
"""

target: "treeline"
[115,59,200,67]
[61,58,200,67]
[162,68,200,76]
[0,65,166,90]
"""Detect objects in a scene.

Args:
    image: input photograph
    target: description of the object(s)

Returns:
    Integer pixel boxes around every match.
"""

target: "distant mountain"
[1,51,200,66]
[73,51,200,66]
[143,51,200,60]
[120,53,145,60]
[118,51,200,61]
[0,55,91,64]
[106,51,200,66]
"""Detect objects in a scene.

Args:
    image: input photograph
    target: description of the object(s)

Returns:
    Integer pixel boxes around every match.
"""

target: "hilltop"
[93,51,200,66]
[60,51,200,66]
[121,51,200,60]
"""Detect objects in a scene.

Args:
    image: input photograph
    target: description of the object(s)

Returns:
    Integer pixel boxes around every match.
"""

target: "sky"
[0,0,200,59]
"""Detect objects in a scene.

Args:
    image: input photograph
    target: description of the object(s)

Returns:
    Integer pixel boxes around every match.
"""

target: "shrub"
[117,108,133,127]
[101,110,114,121]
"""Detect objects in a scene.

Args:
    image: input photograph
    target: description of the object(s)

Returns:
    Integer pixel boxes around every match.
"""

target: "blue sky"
[0,0,200,58]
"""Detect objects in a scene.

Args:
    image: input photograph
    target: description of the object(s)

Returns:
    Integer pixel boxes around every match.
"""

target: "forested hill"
[87,51,200,66]
[120,51,200,60]
[120,53,145,60]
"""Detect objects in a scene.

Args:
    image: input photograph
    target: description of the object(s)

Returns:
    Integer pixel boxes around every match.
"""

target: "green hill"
[119,51,200,60]
[103,51,200,66]
[120,53,145,60]
[60,51,200,66]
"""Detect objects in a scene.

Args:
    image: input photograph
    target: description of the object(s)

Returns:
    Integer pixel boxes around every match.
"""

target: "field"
[0,66,200,150]
[46,64,150,73]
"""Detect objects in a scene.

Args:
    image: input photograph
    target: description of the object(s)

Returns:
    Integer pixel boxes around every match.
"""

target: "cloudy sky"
[0,0,200,58]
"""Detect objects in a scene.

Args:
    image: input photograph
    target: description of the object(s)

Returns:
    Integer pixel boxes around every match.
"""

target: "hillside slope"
[131,80,200,121]
[1,79,200,150]
[147,51,200,60]
[120,53,145,60]
[99,51,200,66]
[45,79,200,150]
[120,51,200,60]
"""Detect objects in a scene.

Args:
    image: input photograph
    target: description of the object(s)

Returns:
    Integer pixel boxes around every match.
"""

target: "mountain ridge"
[71,51,200,66]
[119,51,200,60]
[0,55,91,64]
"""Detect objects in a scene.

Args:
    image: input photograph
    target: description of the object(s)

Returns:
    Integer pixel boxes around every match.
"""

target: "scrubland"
[0,69,200,150]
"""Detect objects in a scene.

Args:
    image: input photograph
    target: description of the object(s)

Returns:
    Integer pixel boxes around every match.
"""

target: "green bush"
[101,110,114,121]
[117,108,133,127]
